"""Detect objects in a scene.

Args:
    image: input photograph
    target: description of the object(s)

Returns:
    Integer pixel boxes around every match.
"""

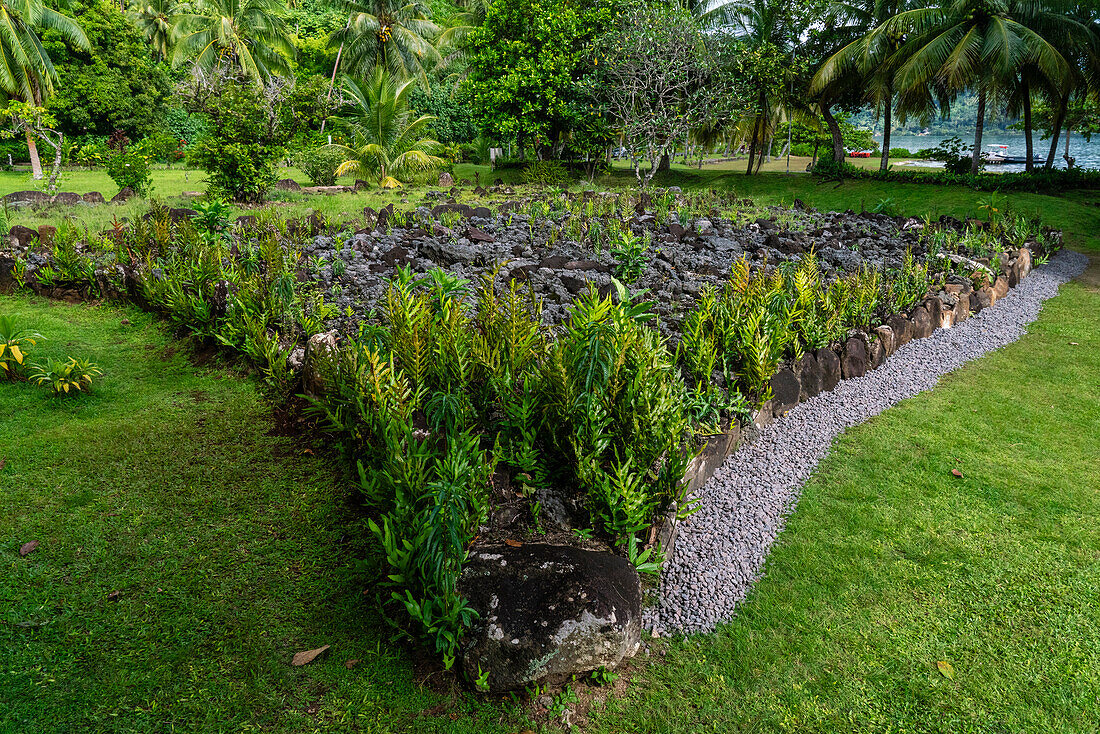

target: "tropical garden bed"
[0,187,1063,690]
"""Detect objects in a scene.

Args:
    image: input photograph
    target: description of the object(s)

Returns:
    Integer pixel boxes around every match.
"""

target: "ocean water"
[880,132,1100,172]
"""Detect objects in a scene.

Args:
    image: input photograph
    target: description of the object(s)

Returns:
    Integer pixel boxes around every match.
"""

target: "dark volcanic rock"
[110,187,135,204]
[4,190,50,206]
[275,178,302,191]
[460,543,641,692]
[840,336,868,379]
[887,313,912,347]
[769,367,801,415]
[82,191,106,205]
[817,347,841,391]
[466,225,496,243]
[971,287,993,312]
[51,192,81,205]
[8,224,38,248]
[795,352,822,401]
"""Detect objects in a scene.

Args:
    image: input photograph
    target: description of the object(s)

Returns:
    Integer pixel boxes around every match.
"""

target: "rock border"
[646,249,1088,635]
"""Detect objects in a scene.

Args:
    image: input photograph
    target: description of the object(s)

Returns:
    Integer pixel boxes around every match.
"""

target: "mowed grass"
[1,179,1099,733]
[0,296,527,733]
[582,274,1100,733]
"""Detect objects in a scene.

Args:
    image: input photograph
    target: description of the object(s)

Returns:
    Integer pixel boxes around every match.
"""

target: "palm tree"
[879,0,1072,175]
[813,1,911,172]
[130,0,184,61]
[0,0,89,179]
[436,0,489,69]
[333,66,444,187]
[171,0,294,85]
[328,0,440,87]
[718,0,801,174]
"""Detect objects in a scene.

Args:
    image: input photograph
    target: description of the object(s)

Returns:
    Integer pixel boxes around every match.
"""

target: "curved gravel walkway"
[646,250,1089,636]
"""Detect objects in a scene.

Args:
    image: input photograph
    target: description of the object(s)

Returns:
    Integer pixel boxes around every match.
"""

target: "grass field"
[2,175,1099,733]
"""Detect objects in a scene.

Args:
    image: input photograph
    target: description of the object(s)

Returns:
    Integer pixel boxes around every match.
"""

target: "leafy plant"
[106,149,152,195]
[0,316,43,380]
[30,356,102,395]
[520,160,571,187]
[298,146,345,186]
[609,223,650,285]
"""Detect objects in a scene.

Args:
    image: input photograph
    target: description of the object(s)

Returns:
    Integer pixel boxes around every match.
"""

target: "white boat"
[983,144,1009,164]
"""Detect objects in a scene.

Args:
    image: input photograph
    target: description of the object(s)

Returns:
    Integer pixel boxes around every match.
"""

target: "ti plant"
[0,315,43,380]
[30,356,102,395]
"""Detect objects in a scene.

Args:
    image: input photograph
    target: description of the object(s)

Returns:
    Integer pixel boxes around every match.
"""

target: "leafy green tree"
[592,0,714,185]
[44,0,171,140]
[184,73,289,201]
[0,0,90,178]
[813,1,912,172]
[172,0,295,84]
[463,0,620,157]
[407,75,479,145]
[333,65,444,187]
[327,0,440,86]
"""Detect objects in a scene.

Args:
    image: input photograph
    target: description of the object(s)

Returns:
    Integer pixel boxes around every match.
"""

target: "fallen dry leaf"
[292,645,331,666]
[19,540,38,557]
[107,590,120,601]
[344,659,359,669]
[0,459,6,470]
[1070,342,1079,346]
[504,539,523,548]
[951,469,963,478]
[936,660,956,679]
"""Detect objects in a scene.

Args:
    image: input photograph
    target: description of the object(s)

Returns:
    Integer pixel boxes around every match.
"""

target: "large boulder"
[874,325,896,358]
[909,305,933,340]
[769,367,800,415]
[460,544,641,692]
[840,336,868,380]
[110,187,135,204]
[795,352,822,401]
[4,190,51,207]
[886,313,911,347]
[7,224,38,249]
[817,347,841,392]
[303,330,338,397]
[82,191,106,205]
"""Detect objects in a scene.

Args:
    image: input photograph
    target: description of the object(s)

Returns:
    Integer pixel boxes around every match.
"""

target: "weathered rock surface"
[460,544,641,691]
[817,347,841,391]
[769,367,801,415]
[795,352,821,401]
[840,336,868,379]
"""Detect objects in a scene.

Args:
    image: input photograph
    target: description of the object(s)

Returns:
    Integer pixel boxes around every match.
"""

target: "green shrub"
[297,146,345,186]
[30,356,102,395]
[889,147,914,158]
[520,160,571,186]
[106,150,152,195]
[187,81,286,203]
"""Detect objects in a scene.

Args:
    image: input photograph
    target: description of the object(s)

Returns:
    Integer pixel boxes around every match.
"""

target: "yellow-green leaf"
[10,345,22,363]
[936,660,955,679]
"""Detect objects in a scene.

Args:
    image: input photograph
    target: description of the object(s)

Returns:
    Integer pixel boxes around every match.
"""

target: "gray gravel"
[645,249,1089,636]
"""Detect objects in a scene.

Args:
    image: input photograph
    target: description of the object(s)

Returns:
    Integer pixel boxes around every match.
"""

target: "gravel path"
[646,250,1089,636]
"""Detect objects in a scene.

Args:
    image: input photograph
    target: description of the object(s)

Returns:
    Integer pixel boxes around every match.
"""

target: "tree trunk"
[1045,93,1068,169]
[1022,80,1034,173]
[746,113,761,175]
[657,153,670,171]
[45,133,63,195]
[1064,126,1073,168]
[879,93,892,172]
[971,88,986,176]
[821,102,845,163]
[26,130,42,180]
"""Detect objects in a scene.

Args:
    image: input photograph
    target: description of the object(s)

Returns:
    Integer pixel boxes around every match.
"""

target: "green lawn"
[0,298,529,733]
[2,178,1099,733]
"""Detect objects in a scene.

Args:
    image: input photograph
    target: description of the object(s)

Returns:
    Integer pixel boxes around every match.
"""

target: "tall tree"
[327,0,439,87]
[813,0,909,172]
[172,0,294,85]
[881,0,1072,175]
[0,0,89,178]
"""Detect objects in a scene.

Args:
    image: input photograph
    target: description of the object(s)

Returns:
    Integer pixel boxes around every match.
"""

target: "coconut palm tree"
[436,0,489,69]
[171,0,294,85]
[328,0,440,88]
[0,0,89,179]
[334,65,444,187]
[878,0,1072,175]
[813,1,912,172]
[130,0,184,61]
